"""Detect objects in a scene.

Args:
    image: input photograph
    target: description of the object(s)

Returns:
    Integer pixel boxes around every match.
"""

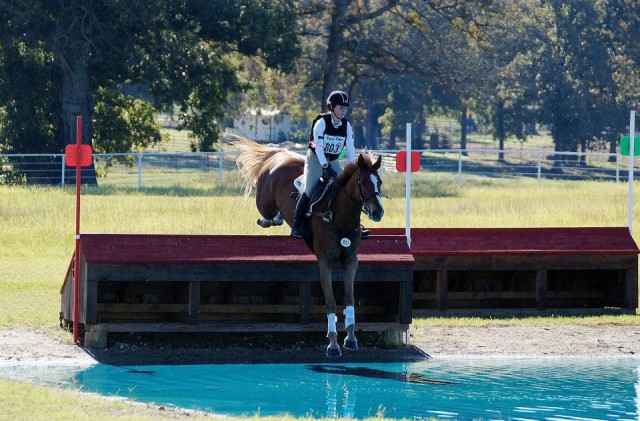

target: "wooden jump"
[60,234,414,347]
[374,227,639,312]
[61,227,639,347]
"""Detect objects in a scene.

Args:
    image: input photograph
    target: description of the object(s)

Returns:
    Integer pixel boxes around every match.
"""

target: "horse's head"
[354,153,384,222]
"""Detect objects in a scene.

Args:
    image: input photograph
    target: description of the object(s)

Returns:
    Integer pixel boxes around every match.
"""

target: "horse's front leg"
[318,258,341,357]
[342,254,359,350]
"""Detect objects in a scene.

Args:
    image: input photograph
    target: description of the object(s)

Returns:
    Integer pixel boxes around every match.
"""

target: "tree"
[0,0,299,183]
[518,0,627,165]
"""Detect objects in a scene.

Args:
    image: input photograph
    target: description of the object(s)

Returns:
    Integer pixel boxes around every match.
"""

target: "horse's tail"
[230,135,289,200]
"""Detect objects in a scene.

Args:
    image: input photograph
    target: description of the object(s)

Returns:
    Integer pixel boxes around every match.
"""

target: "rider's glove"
[323,164,337,179]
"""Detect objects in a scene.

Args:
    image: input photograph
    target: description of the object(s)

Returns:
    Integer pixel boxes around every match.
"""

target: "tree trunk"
[414,107,425,150]
[362,81,383,149]
[321,0,349,112]
[354,125,365,149]
[460,106,468,156]
[608,132,618,163]
[58,52,98,185]
[494,100,506,162]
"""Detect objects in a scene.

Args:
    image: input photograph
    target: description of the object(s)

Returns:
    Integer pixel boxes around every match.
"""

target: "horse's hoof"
[344,339,359,351]
[257,218,272,228]
[326,346,342,357]
[272,218,284,226]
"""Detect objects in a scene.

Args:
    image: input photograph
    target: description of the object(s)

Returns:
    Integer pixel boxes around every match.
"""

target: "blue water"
[2,359,639,420]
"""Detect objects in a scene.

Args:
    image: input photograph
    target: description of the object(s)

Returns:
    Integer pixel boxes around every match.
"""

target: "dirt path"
[1,323,639,367]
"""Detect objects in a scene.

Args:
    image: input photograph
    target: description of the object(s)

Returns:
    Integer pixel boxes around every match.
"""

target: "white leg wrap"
[343,306,355,329]
[327,313,337,335]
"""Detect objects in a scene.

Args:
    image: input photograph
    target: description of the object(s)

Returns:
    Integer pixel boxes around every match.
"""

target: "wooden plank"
[413,254,638,271]
[86,262,318,283]
[546,291,606,299]
[492,254,638,270]
[98,304,187,313]
[412,292,436,300]
[625,268,639,309]
[300,282,311,324]
[60,260,74,322]
[448,291,536,300]
[201,304,387,315]
[82,255,96,324]
[200,304,300,314]
[86,263,410,284]
[436,270,448,311]
[93,322,410,334]
[399,280,412,325]
[536,269,547,310]
[189,281,200,323]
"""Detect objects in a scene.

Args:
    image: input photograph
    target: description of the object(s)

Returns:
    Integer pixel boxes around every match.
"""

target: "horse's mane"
[336,151,378,186]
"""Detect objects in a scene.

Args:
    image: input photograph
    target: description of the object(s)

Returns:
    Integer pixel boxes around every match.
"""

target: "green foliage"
[0,39,60,154]
[93,87,166,154]
[0,0,300,155]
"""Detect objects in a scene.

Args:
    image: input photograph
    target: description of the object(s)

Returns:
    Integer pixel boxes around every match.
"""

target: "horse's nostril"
[370,208,383,221]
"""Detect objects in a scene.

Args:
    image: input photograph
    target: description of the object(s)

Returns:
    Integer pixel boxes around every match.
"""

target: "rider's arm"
[345,121,355,162]
[313,118,329,167]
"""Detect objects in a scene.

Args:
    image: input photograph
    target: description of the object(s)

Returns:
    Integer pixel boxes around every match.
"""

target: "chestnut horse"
[233,138,384,356]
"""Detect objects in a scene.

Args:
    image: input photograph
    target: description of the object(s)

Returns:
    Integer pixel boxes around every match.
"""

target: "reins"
[311,168,382,242]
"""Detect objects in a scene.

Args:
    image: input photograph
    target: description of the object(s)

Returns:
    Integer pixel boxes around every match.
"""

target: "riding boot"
[290,193,310,239]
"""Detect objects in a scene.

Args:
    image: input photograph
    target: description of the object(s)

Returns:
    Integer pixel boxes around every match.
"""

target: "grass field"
[1,178,638,329]
[0,178,638,419]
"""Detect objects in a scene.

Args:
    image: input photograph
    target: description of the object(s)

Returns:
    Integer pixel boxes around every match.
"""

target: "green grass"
[1,179,638,329]
[2,378,388,421]
[0,179,639,419]
[412,314,640,327]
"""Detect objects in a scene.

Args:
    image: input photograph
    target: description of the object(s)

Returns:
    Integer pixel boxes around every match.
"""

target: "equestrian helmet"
[327,90,349,110]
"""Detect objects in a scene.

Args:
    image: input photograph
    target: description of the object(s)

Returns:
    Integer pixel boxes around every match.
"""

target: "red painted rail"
[77,233,414,265]
[371,227,639,256]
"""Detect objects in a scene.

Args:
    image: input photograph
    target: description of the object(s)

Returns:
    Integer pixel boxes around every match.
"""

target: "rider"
[291,90,370,239]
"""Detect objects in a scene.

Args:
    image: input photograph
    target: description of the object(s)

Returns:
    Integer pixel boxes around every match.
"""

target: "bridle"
[347,169,383,217]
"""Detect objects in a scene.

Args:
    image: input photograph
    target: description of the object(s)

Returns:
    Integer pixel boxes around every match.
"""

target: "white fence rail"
[0,149,637,189]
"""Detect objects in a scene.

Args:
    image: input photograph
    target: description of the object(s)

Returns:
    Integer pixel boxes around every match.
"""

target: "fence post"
[137,153,143,189]
[616,154,620,183]
[61,154,66,187]
[537,150,542,182]
[457,150,463,184]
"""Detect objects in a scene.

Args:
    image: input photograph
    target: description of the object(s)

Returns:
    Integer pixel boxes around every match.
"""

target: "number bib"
[323,135,345,155]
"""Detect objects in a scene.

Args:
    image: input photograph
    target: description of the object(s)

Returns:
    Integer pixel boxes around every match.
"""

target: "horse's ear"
[373,155,382,170]
[357,154,366,168]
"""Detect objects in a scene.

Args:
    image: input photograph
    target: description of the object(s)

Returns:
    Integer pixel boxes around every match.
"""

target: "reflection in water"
[636,364,640,419]
[307,364,457,385]
[126,369,156,375]
[0,359,637,419]
[323,373,356,418]
[309,363,456,418]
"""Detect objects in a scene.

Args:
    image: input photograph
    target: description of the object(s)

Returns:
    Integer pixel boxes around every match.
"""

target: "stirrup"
[361,225,371,239]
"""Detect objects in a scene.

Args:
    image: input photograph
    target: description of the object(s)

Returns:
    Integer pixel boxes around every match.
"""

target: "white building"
[228,108,291,143]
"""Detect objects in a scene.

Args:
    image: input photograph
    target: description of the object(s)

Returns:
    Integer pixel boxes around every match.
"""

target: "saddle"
[294,175,337,216]
[292,175,340,253]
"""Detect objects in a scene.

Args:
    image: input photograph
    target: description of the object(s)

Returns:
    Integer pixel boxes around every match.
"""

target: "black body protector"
[308,113,348,161]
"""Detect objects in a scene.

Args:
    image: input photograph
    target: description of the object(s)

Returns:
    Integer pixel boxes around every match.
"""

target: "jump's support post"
[64,116,92,344]
[405,123,412,247]
[73,116,82,344]
[629,110,635,235]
